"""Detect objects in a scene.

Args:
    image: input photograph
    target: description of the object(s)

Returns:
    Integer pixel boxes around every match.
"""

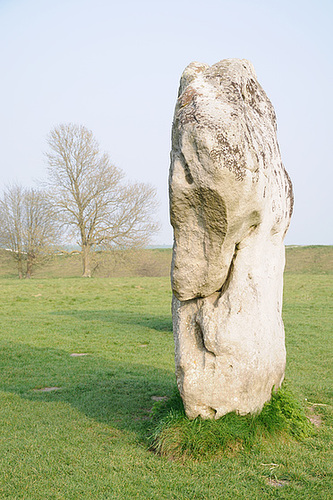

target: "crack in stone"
[216,242,239,300]
[194,319,216,358]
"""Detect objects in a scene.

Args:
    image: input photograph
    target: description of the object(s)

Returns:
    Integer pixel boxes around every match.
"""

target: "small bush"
[149,384,314,461]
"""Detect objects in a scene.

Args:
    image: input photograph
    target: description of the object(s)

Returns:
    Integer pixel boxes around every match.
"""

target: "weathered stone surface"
[169,59,293,419]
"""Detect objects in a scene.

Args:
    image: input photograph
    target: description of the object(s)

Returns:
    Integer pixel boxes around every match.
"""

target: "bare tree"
[0,184,60,278]
[46,123,159,277]
[24,188,60,277]
[0,184,25,278]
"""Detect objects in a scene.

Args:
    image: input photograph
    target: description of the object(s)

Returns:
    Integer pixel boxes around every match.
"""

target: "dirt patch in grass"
[33,387,61,392]
[306,407,323,427]
[267,478,289,487]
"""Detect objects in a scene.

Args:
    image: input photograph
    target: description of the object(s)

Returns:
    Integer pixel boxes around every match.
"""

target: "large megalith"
[169,59,293,419]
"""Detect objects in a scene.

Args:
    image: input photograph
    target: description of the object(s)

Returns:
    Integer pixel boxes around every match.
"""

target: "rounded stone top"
[179,59,257,95]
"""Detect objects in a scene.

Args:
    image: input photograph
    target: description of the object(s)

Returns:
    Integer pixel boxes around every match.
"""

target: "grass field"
[0,247,332,498]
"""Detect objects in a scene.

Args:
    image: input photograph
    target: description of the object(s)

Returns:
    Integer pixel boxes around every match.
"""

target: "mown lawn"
[0,269,332,498]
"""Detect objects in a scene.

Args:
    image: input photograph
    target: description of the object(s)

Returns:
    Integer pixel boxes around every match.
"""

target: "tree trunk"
[26,253,33,278]
[17,252,24,279]
[82,243,92,277]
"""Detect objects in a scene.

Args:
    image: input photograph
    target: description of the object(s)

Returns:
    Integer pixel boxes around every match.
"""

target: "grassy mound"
[149,384,314,460]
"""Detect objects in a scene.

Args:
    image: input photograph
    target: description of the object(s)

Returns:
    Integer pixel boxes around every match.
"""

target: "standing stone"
[169,59,293,419]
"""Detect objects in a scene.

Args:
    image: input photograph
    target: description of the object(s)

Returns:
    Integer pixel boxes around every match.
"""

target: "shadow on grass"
[0,341,317,463]
[51,309,173,333]
[0,341,175,440]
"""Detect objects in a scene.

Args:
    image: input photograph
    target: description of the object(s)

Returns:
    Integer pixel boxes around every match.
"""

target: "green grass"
[149,384,314,461]
[0,248,332,498]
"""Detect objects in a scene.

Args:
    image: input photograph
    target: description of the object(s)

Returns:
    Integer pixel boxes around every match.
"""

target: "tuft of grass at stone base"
[149,384,314,461]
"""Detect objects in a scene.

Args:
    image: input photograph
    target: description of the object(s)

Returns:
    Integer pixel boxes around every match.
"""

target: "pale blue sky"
[0,0,332,245]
